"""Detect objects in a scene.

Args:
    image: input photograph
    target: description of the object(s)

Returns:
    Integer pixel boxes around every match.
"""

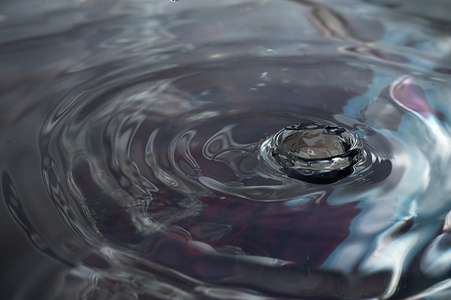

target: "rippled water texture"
[1,0,451,299]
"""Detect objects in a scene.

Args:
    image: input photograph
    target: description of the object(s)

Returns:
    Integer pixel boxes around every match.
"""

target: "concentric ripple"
[1,0,451,299]
[37,55,451,299]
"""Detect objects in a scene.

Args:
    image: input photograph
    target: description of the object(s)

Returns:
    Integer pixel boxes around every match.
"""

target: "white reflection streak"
[202,124,241,160]
[362,229,419,299]
[420,232,451,277]
[444,210,451,231]
[199,176,313,202]
[196,286,278,300]
[145,128,178,187]
[171,130,202,177]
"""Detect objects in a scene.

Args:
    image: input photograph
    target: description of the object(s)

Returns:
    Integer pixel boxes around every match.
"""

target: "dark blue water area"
[1,0,451,299]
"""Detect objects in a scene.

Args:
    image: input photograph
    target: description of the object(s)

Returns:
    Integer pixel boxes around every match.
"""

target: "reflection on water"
[1,0,451,299]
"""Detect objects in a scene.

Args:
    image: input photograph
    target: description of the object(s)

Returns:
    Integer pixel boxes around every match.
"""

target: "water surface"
[1,0,451,299]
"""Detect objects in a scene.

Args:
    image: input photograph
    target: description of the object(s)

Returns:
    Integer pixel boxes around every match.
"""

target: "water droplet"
[263,123,363,184]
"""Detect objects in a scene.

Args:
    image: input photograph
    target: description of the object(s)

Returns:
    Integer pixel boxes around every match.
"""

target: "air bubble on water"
[261,123,363,184]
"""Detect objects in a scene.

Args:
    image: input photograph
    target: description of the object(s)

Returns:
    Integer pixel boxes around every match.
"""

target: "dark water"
[1,0,451,299]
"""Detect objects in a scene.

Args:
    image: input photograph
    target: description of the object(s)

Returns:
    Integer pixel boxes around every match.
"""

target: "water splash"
[263,123,363,183]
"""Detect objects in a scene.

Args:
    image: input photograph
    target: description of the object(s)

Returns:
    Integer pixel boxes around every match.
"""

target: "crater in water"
[263,123,363,183]
[1,0,451,299]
